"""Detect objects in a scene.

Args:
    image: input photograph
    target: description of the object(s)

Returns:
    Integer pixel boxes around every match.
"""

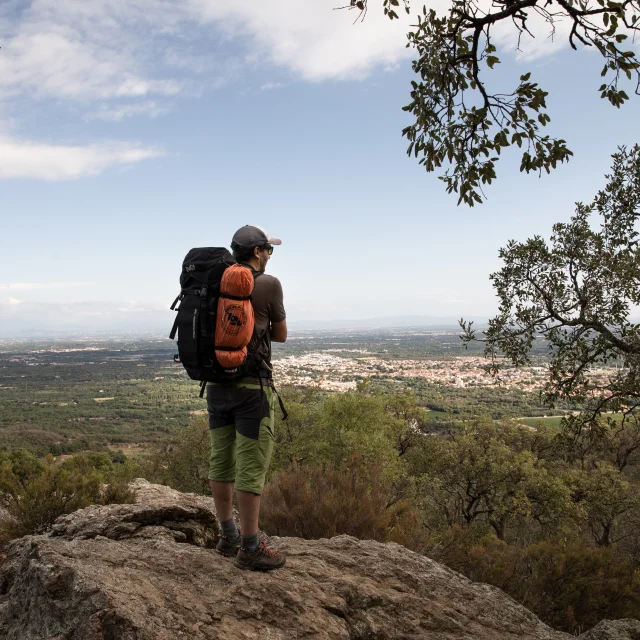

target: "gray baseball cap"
[231,225,282,248]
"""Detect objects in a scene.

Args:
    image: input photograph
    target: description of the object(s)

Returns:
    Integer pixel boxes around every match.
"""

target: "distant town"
[273,352,554,392]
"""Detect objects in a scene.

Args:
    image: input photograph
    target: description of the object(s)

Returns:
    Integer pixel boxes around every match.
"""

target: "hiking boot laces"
[256,539,280,558]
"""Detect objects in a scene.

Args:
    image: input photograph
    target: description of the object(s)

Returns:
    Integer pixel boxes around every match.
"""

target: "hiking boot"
[234,538,286,571]
[216,534,241,558]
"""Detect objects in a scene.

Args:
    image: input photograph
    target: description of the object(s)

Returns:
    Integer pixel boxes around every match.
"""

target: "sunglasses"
[262,244,274,255]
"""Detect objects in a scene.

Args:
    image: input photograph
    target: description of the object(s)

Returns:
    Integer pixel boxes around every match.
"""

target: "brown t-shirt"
[248,271,286,367]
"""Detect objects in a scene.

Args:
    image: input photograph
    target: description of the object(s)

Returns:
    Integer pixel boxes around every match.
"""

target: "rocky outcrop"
[0,479,638,640]
[578,620,640,640]
[49,478,220,547]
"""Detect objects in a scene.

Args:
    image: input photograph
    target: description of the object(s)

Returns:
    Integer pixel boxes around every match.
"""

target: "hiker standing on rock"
[208,225,287,571]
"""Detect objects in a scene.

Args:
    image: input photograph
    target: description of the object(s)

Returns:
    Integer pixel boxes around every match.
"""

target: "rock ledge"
[0,479,638,640]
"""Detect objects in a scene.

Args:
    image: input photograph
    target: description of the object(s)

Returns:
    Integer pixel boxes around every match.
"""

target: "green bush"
[145,417,210,494]
[424,525,640,633]
[0,450,136,547]
[271,386,424,483]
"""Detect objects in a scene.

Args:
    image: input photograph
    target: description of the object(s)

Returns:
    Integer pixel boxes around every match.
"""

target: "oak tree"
[461,145,640,454]
[343,0,639,204]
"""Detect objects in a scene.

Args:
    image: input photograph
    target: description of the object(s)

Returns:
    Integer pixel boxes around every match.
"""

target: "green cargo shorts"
[206,380,276,495]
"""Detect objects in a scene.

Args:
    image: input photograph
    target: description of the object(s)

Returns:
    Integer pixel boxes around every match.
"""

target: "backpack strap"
[169,315,179,340]
[199,286,209,338]
[271,382,288,421]
[220,293,252,301]
[170,293,182,310]
[255,375,288,421]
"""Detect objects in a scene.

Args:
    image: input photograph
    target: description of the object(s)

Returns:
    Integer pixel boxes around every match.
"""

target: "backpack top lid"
[180,247,235,289]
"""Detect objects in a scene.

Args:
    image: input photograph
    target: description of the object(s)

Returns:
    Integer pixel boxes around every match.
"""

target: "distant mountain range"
[3,312,640,339]
[288,315,490,330]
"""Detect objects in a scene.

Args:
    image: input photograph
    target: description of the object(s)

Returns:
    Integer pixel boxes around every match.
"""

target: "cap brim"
[267,237,282,245]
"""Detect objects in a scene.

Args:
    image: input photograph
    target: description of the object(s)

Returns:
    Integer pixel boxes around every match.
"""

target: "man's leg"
[235,490,261,536]
[233,383,284,570]
[208,429,241,556]
[210,480,234,521]
[206,384,240,557]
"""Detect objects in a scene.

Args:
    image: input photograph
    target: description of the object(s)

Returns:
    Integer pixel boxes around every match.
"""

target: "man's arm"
[269,276,287,343]
[271,319,287,343]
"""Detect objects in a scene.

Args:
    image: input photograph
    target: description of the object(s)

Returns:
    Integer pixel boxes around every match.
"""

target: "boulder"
[0,479,636,640]
[49,478,220,547]
[578,620,640,640]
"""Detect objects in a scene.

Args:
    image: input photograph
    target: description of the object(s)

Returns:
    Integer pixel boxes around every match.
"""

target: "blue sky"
[0,0,638,335]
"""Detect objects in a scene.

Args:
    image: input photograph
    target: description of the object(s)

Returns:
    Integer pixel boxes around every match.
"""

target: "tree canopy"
[461,145,640,455]
[343,0,639,205]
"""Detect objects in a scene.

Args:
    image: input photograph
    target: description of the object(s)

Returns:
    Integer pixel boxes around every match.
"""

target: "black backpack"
[169,247,264,396]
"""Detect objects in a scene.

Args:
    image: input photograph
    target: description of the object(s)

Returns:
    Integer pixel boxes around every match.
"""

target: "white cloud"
[0,0,416,187]
[486,0,639,62]
[189,0,602,81]
[0,0,600,189]
[86,102,171,122]
[261,82,286,91]
[0,0,584,130]
[2,0,614,120]
[491,9,573,61]
[191,0,414,81]
[0,282,96,291]
[0,19,183,102]
[115,301,151,313]
[0,138,164,180]
[0,1,414,112]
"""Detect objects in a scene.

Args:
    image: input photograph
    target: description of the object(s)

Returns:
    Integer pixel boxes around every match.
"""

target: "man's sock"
[220,519,239,542]
[241,533,259,553]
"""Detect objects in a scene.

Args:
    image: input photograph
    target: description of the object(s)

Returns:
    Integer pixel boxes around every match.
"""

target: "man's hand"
[271,320,287,343]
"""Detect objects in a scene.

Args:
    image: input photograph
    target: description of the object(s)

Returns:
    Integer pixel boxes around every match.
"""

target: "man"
[207,225,287,571]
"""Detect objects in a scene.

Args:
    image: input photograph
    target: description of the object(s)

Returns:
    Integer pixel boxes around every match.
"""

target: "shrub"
[523,538,640,633]
[424,524,533,594]
[424,525,640,634]
[0,449,44,488]
[0,451,136,547]
[145,417,210,494]
[0,461,102,542]
[261,455,422,548]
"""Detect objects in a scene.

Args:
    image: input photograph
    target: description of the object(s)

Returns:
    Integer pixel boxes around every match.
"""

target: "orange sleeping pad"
[215,264,255,368]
